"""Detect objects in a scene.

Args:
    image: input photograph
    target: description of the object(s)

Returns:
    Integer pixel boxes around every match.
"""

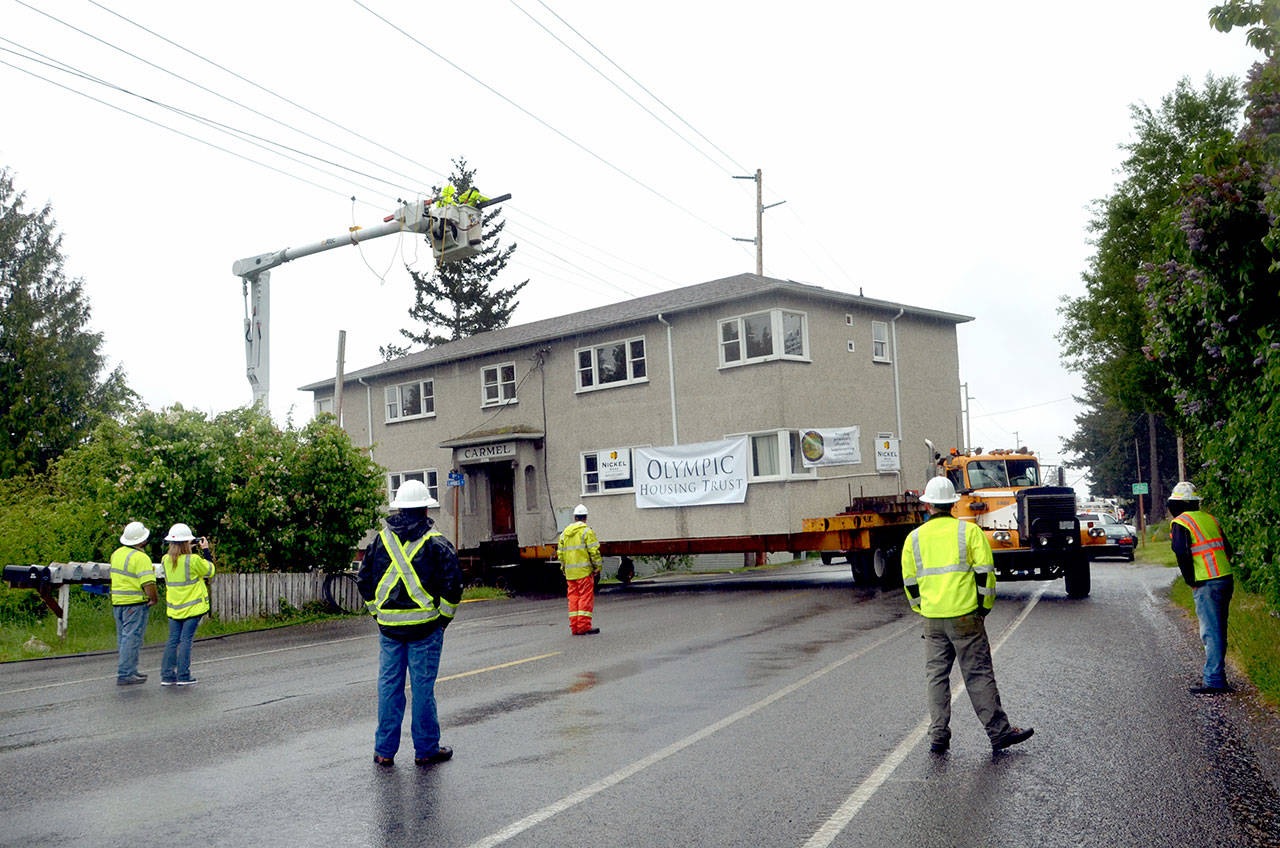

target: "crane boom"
[233,193,509,409]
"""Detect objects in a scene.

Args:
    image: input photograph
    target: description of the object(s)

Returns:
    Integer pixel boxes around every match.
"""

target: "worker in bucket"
[110,521,158,685]
[159,523,215,686]
[357,479,461,768]
[558,504,603,635]
[902,476,1034,754]
[1168,481,1235,694]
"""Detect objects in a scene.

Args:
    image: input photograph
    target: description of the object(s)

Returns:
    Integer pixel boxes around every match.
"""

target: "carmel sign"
[457,441,517,464]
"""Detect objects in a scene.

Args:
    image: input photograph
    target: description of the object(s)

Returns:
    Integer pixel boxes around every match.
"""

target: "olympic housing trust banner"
[634,437,749,509]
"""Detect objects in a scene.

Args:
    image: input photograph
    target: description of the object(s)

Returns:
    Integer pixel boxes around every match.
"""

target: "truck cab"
[937,448,1097,598]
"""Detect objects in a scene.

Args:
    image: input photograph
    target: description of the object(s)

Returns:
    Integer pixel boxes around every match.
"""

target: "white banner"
[597,448,631,482]
[634,437,749,509]
[799,427,862,468]
[875,437,901,472]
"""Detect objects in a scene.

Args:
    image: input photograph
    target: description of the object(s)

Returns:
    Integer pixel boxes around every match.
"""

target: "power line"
[350,0,738,240]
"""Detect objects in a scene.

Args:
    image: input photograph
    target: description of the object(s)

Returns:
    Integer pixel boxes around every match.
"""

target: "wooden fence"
[208,572,362,621]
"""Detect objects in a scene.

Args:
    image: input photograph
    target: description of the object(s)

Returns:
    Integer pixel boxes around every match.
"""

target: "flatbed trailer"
[490,494,931,589]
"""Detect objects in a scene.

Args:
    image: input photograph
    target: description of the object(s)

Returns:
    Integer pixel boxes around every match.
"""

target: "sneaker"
[414,745,453,766]
[160,680,176,687]
[132,672,148,681]
[176,679,198,686]
[116,674,146,686]
[992,727,1035,751]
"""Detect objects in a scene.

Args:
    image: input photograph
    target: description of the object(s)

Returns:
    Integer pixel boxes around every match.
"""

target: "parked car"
[1077,512,1136,561]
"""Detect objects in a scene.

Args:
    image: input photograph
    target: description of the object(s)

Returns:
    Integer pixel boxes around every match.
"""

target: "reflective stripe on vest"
[372,528,444,626]
[163,553,212,618]
[1173,511,1232,581]
[110,547,154,604]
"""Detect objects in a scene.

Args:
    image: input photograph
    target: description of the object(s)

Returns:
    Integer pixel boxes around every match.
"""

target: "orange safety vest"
[1172,510,1232,581]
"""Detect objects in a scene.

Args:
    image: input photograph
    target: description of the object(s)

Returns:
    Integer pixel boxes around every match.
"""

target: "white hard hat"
[573,503,588,517]
[1168,481,1200,501]
[120,521,150,546]
[392,479,439,509]
[919,476,960,505]
[164,523,195,543]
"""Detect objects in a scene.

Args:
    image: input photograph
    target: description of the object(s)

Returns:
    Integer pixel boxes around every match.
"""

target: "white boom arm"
[232,194,508,409]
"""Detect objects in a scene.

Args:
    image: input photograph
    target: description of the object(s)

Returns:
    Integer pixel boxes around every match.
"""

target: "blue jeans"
[375,627,445,759]
[1193,576,1233,687]
[113,603,150,679]
[161,615,203,683]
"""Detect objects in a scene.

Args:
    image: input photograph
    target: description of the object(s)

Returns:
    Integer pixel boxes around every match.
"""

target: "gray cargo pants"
[923,611,1013,746]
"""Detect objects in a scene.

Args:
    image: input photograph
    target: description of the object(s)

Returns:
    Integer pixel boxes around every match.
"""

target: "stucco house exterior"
[301,273,971,559]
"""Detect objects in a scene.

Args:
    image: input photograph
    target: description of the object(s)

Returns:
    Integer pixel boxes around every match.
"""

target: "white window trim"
[315,397,334,416]
[728,429,818,482]
[871,320,891,363]
[387,468,440,505]
[575,336,650,393]
[481,362,518,408]
[384,379,436,423]
[717,308,811,369]
[579,445,647,495]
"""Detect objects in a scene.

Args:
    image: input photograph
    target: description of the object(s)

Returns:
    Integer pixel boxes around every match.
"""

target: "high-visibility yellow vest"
[557,522,601,580]
[161,553,214,619]
[110,546,155,606]
[367,528,457,627]
[901,516,995,618]
[1172,510,1232,581]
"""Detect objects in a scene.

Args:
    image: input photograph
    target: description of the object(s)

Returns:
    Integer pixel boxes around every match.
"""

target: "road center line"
[464,619,919,848]
[801,585,1047,848]
[438,652,561,682]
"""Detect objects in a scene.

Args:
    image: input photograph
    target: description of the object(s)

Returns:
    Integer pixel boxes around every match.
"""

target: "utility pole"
[732,169,785,275]
[962,383,973,451]
[334,329,346,427]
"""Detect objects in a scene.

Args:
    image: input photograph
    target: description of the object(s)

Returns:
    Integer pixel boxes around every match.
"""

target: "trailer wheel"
[850,550,874,586]
[874,547,902,589]
[1064,555,1091,599]
[617,557,635,584]
[820,551,834,565]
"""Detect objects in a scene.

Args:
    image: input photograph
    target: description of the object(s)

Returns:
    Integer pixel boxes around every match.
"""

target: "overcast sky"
[0,1,1262,493]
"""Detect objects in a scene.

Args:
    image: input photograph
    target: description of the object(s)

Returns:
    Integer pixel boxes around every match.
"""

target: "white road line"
[802,586,1047,848]
[464,620,919,848]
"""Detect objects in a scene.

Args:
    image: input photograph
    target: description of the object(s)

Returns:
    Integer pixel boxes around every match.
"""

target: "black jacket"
[357,511,462,641]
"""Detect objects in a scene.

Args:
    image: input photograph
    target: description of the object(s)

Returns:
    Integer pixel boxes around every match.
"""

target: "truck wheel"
[820,551,834,565]
[874,547,902,589]
[1064,555,1091,599]
[850,550,874,586]
[617,557,635,584]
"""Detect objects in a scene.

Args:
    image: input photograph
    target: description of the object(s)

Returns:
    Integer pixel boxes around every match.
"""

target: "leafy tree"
[1058,77,1243,516]
[381,157,527,358]
[1210,1,1280,57]
[1142,53,1280,601]
[0,168,134,477]
[20,405,388,572]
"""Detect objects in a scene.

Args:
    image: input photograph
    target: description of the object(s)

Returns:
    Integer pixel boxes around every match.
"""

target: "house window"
[387,469,439,505]
[872,321,890,362]
[718,309,809,367]
[576,337,647,391]
[741,429,817,481]
[385,379,435,422]
[482,363,517,406]
[315,397,334,416]
[580,447,638,494]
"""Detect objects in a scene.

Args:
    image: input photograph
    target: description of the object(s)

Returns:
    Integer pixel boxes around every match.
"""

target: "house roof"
[300,272,973,391]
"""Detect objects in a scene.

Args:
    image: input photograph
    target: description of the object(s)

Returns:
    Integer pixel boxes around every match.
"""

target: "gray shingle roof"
[300,272,972,391]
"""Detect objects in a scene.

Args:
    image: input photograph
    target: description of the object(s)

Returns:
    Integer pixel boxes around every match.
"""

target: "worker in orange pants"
[558,504,602,635]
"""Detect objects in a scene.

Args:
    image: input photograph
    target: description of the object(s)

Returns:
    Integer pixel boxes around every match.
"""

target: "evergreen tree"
[382,158,527,359]
[0,168,134,477]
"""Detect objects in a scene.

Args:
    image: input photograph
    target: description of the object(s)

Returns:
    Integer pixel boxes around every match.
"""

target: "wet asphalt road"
[3,559,1280,848]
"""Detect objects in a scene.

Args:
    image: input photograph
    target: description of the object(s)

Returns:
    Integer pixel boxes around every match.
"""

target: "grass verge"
[0,583,506,663]
[1148,530,1280,709]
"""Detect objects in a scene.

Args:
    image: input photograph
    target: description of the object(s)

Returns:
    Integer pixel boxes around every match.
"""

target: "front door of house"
[489,463,515,537]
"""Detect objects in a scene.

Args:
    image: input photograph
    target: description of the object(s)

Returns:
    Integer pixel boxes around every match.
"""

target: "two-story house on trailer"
[301,273,972,559]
